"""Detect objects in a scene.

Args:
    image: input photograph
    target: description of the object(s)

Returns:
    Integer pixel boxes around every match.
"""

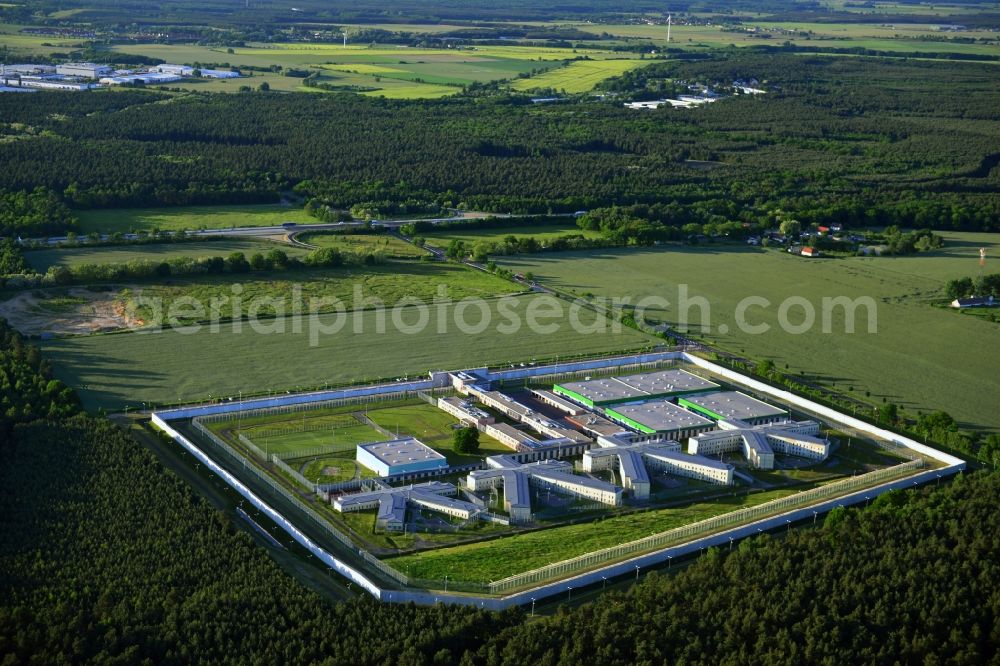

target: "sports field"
[389,487,798,583]
[511,59,646,93]
[422,224,602,247]
[42,293,655,410]
[364,402,510,464]
[76,204,316,234]
[23,239,309,271]
[297,232,428,258]
[497,232,1000,431]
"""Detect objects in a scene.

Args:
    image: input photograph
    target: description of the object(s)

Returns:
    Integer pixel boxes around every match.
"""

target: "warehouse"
[56,62,112,78]
[605,399,716,439]
[553,369,719,407]
[678,391,788,425]
[355,438,448,477]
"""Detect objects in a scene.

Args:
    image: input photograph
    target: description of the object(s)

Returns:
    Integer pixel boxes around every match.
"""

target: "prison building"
[642,450,734,485]
[467,456,622,524]
[530,389,589,416]
[582,435,682,499]
[605,399,716,440]
[333,481,480,532]
[687,420,829,469]
[355,438,448,477]
[566,413,631,439]
[553,368,719,408]
[483,422,540,452]
[438,396,494,426]
[678,391,788,425]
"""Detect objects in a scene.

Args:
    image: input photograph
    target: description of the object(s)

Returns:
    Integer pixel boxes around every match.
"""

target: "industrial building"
[604,399,716,439]
[9,77,96,91]
[355,438,448,477]
[687,420,829,469]
[333,480,481,532]
[56,62,113,78]
[553,369,718,407]
[678,391,788,425]
[100,73,183,86]
[2,64,56,75]
[155,64,240,78]
[466,455,622,524]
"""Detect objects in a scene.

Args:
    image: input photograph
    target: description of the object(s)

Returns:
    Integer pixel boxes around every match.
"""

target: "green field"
[42,293,655,410]
[120,260,517,325]
[364,402,510,464]
[76,204,316,234]
[239,418,384,456]
[388,487,798,583]
[497,232,1000,431]
[298,232,428,258]
[511,58,646,93]
[23,239,309,271]
[422,224,602,247]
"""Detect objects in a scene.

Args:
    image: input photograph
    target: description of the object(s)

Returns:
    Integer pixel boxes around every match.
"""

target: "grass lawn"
[23,239,309,271]
[364,402,510,464]
[422,224,602,247]
[388,487,798,583]
[297,232,428,258]
[297,451,375,484]
[240,420,384,456]
[76,204,316,234]
[42,293,655,410]
[512,59,647,93]
[496,231,1000,431]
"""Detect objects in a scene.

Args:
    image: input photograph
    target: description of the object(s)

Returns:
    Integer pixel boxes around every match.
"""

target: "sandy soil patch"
[0,287,144,336]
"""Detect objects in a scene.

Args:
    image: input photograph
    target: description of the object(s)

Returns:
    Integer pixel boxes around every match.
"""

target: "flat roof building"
[583,435,683,498]
[356,438,448,478]
[553,369,719,407]
[688,420,828,469]
[333,480,480,532]
[56,62,112,79]
[642,449,734,485]
[605,399,716,439]
[467,455,622,524]
[678,391,788,425]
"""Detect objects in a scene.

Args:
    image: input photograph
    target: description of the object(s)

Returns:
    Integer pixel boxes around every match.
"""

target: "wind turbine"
[667,13,672,43]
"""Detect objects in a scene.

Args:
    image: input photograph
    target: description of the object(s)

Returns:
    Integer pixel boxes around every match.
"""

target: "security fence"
[486,458,924,594]
[273,442,357,461]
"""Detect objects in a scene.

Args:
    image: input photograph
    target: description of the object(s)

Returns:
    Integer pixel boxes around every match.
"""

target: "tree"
[258,81,270,91]
[453,427,480,454]
[779,219,802,237]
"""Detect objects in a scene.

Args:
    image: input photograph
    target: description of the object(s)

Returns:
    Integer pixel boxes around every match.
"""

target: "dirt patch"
[321,466,341,476]
[0,286,144,336]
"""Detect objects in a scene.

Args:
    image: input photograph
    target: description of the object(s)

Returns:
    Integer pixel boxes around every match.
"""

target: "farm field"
[297,232,428,258]
[422,224,602,247]
[23,239,309,271]
[511,58,646,93]
[119,260,517,325]
[497,232,1000,431]
[42,293,655,410]
[76,204,316,234]
[388,486,799,583]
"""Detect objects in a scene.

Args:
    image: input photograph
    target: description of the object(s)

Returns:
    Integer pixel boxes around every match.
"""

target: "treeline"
[0,188,79,238]
[946,273,1000,300]
[3,246,386,289]
[0,319,79,439]
[0,54,998,233]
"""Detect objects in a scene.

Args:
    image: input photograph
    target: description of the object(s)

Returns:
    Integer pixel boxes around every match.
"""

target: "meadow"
[76,204,316,234]
[42,293,655,410]
[388,487,799,583]
[120,260,516,325]
[297,232,428,258]
[497,232,1000,431]
[421,223,602,247]
[23,239,309,271]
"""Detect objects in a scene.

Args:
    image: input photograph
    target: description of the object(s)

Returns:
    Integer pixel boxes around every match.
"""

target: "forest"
[2,321,1000,663]
[0,53,998,237]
